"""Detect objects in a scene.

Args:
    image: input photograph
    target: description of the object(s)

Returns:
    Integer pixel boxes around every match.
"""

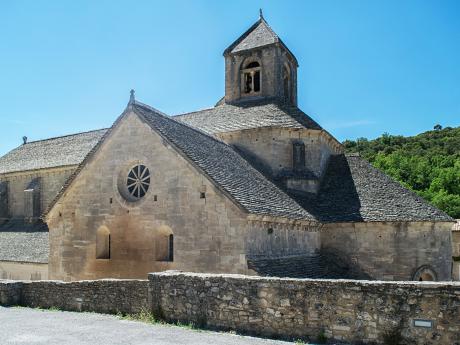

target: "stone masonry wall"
[321,221,453,281]
[2,272,460,344]
[47,112,250,281]
[149,271,460,345]
[0,261,48,280]
[0,279,148,314]
[0,167,75,218]
[218,127,341,182]
[0,280,22,306]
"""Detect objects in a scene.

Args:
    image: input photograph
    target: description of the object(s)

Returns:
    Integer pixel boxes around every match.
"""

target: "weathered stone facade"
[47,113,317,280]
[321,221,453,281]
[0,167,74,219]
[224,44,298,105]
[218,127,342,193]
[0,261,48,280]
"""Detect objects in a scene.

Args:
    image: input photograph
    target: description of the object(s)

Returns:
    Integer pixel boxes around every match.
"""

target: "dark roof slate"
[228,18,277,54]
[0,129,108,175]
[0,220,49,263]
[247,253,369,279]
[223,18,298,66]
[133,102,314,221]
[295,154,453,222]
[174,99,322,135]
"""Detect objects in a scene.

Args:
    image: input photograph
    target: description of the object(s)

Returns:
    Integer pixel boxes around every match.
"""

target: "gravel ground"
[0,306,299,345]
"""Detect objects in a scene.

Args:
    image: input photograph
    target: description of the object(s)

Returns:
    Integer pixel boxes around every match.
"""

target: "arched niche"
[96,226,111,259]
[413,265,437,281]
[155,225,174,262]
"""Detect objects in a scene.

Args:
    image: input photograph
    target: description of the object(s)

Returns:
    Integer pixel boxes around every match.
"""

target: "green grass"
[115,308,200,332]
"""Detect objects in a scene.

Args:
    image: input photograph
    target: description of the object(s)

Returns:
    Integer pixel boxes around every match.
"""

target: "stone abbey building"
[0,15,455,281]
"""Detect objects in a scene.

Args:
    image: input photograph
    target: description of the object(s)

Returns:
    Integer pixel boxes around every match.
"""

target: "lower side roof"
[0,219,49,264]
[293,154,453,223]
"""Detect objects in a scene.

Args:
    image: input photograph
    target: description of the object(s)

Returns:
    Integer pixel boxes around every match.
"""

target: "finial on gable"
[129,89,135,105]
[259,8,264,20]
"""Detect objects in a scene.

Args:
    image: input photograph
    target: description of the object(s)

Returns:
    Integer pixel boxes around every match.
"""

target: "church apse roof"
[0,129,108,175]
[174,99,322,135]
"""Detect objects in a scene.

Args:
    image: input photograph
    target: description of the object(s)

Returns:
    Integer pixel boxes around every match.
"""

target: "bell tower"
[223,11,298,105]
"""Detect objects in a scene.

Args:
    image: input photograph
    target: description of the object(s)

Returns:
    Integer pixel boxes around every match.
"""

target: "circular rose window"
[126,164,150,199]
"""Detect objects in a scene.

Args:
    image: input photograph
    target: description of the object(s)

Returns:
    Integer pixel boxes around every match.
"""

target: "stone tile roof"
[133,102,314,221]
[247,253,369,279]
[223,17,298,66]
[0,129,108,175]
[174,99,322,135]
[295,154,453,222]
[0,220,49,263]
[228,18,277,54]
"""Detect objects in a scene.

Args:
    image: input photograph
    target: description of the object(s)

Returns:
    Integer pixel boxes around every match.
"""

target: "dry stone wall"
[0,279,148,314]
[0,280,22,306]
[149,271,460,345]
[1,272,460,344]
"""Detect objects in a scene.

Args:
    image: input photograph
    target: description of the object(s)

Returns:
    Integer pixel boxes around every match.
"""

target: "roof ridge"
[173,106,216,118]
[25,128,109,145]
[133,101,230,147]
[260,16,279,40]
[223,17,282,55]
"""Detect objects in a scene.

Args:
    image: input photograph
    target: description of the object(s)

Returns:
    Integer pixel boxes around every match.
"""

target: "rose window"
[127,165,150,199]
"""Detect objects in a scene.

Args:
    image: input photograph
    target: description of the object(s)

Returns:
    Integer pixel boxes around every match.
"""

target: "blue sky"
[0,0,459,156]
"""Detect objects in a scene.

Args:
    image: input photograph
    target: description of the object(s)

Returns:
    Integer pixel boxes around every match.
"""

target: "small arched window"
[96,226,111,259]
[168,234,174,262]
[156,226,174,262]
[241,61,261,95]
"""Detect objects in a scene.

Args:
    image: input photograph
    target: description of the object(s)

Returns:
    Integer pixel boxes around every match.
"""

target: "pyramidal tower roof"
[223,11,298,66]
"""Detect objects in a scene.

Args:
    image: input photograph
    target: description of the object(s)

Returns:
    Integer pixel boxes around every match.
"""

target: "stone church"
[0,14,454,282]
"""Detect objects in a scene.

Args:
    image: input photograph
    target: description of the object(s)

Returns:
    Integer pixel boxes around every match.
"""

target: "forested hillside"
[343,126,460,218]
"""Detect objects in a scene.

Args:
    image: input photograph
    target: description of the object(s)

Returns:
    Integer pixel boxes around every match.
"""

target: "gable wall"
[0,167,75,219]
[47,112,253,281]
[321,221,453,281]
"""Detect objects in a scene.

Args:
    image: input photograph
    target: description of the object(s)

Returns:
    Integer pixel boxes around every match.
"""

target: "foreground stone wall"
[2,272,460,344]
[0,279,148,314]
[0,280,22,306]
[149,271,460,345]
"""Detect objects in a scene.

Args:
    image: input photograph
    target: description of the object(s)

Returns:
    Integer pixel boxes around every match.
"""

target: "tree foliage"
[343,126,460,218]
